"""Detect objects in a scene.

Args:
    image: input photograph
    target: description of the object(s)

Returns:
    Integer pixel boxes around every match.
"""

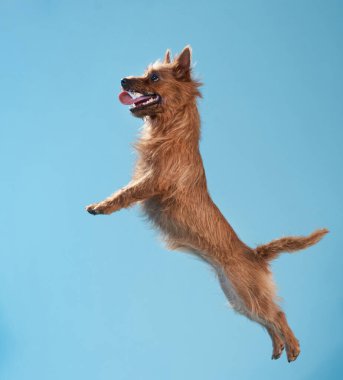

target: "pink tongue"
[119,91,153,106]
[119,91,134,105]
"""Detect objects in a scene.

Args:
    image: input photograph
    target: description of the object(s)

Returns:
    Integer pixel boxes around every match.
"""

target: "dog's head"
[119,46,201,118]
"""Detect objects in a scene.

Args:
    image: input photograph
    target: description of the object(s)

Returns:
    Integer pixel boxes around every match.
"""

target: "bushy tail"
[254,228,329,261]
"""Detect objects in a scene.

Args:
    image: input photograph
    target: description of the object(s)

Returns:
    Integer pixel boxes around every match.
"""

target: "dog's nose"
[121,78,128,87]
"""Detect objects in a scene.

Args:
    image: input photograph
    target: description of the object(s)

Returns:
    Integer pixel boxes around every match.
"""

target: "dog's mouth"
[119,90,161,112]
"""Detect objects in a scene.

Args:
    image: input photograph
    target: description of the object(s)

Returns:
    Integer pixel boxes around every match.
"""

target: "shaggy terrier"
[86,46,328,362]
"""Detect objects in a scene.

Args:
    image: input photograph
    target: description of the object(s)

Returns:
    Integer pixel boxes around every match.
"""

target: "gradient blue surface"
[1,1,342,379]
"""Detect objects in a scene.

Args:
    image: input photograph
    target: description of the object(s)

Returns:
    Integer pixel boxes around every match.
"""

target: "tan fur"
[86,46,328,362]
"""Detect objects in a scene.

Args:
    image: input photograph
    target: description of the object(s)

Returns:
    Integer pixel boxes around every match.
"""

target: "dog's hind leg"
[249,307,299,362]
[218,263,299,362]
[266,325,285,360]
[270,310,300,362]
[242,293,300,362]
[244,299,299,362]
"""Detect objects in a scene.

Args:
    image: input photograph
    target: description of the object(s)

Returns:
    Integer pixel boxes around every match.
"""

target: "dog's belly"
[216,266,249,314]
[141,197,250,314]
[141,197,203,253]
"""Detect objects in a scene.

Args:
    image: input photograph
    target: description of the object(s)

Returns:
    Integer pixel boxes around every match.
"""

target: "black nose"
[121,78,128,87]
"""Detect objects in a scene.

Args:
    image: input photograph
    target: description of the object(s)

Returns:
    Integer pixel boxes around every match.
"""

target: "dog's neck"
[146,101,200,142]
[134,101,202,164]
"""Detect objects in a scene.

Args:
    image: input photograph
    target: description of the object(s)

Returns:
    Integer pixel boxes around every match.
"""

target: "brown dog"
[86,46,328,362]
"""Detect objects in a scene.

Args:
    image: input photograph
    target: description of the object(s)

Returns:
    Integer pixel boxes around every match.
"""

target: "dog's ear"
[174,45,192,80]
[164,49,171,64]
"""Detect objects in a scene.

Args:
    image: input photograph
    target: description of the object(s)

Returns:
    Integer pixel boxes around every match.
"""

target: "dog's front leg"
[86,178,158,215]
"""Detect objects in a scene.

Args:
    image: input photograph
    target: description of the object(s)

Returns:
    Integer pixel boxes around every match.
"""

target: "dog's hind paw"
[286,344,300,363]
[271,343,285,360]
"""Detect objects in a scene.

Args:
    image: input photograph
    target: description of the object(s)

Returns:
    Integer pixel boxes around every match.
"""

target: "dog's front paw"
[86,203,104,215]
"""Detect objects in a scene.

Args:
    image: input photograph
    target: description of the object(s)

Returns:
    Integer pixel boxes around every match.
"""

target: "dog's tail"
[254,228,328,261]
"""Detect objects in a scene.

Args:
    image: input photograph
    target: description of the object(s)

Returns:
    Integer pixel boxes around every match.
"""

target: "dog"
[86,46,328,362]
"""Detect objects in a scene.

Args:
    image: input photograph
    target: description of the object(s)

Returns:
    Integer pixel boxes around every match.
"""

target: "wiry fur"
[86,46,328,362]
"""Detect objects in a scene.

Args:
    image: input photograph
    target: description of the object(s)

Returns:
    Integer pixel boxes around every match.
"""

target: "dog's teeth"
[130,94,159,109]
[131,92,143,99]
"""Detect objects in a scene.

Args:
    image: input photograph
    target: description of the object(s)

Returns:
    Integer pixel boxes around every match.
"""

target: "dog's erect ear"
[174,45,192,80]
[164,49,171,64]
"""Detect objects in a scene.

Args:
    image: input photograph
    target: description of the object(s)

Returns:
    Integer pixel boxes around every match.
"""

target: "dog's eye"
[150,73,159,82]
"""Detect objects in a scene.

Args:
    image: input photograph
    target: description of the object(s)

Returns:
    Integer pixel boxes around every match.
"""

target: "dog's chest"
[141,197,181,236]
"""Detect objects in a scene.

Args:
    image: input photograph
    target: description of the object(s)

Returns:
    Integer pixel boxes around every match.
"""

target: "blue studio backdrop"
[0,1,342,379]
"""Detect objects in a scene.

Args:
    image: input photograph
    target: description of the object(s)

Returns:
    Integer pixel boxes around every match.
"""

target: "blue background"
[1,1,342,379]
